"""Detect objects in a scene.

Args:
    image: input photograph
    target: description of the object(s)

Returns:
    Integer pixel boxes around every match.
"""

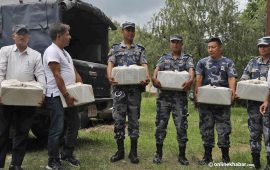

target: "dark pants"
[198,103,231,148]
[112,85,141,140]
[247,100,270,155]
[0,106,35,168]
[46,96,80,159]
[155,91,188,146]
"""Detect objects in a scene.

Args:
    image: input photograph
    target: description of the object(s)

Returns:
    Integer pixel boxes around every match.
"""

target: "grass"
[4,96,265,169]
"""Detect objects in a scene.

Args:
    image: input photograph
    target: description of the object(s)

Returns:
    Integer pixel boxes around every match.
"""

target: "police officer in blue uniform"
[107,22,150,164]
[152,34,195,165]
[195,37,237,165]
[243,36,270,170]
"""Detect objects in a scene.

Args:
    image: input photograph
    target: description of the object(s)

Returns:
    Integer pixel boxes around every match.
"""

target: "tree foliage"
[108,0,267,76]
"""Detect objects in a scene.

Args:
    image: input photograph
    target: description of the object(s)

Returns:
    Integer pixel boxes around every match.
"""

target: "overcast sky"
[89,0,248,27]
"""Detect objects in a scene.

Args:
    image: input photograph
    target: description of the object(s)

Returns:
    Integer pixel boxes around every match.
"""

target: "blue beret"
[122,22,135,29]
[257,36,270,46]
[170,34,183,41]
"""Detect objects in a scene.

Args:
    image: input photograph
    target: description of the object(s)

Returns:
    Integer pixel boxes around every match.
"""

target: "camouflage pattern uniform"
[241,57,270,155]
[108,42,147,140]
[196,56,237,148]
[155,53,194,146]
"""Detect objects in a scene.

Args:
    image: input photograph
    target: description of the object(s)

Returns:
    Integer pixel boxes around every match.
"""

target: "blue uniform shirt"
[107,42,147,66]
[196,56,237,87]
[241,56,270,80]
[156,52,194,71]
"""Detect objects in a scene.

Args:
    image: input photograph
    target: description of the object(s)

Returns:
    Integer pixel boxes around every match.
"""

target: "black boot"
[153,143,163,164]
[199,146,213,165]
[264,155,270,170]
[221,147,230,163]
[178,146,189,165]
[251,153,261,170]
[128,139,139,164]
[110,139,125,162]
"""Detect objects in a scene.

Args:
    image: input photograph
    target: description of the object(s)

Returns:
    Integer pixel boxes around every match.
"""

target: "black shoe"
[264,155,270,170]
[110,151,125,162]
[153,153,162,164]
[128,139,139,164]
[221,147,230,163]
[199,157,213,165]
[46,158,65,170]
[128,152,139,164]
[178,146,189,165]
[199,146,213,165]
[252,153,261,170]
[61,155,80,167]
[9,165,24,170]
[111,139,125,162]
[178,156,189,165]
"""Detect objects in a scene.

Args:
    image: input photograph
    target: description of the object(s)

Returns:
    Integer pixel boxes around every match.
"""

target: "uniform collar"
[208,55,224,61]
[120,41,136,48]
[169,51,184,60]
[258,56,270,64]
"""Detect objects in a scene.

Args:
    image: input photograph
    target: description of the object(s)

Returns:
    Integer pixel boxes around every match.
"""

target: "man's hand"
[194,89,198,102]
[260,101,268,116]
[64,93,78,107]
[152,78,161,89]
[234,94,240,100]
[139,78,150,86]
[231,91,236,104]
[38,95,45,107]
[182,80,193,92]
[108,77,118,85]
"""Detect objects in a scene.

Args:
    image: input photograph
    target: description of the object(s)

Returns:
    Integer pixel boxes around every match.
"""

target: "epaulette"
[136,44,145,50]
[248,56,259,62]
[111,42,121,47]
[183,53,192,58]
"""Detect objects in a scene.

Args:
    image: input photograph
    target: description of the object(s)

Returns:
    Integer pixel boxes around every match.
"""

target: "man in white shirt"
[43,23,82,170]
[0,24,45,170]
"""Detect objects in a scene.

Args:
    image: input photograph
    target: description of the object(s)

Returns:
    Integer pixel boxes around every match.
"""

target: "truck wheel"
[31,122,49,141]
[31,110,50,141]
[79,110,91,128]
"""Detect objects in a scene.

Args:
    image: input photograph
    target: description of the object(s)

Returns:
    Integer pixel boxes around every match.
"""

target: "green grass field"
[4,96,265,169]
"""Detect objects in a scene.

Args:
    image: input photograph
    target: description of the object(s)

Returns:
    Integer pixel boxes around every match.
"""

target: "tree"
[145,0,267,75]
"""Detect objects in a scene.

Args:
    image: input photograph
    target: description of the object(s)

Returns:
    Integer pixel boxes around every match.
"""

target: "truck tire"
[31,109,50,141]
[79,109,91,128]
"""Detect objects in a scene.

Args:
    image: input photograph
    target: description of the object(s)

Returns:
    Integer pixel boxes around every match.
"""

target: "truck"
[0,0,116,139]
